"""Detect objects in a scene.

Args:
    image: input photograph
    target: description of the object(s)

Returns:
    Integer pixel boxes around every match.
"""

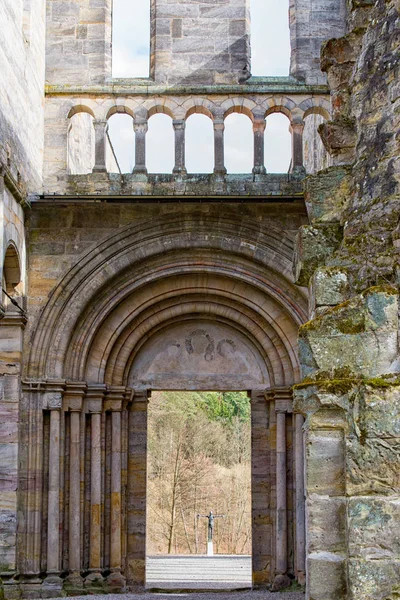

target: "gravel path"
[68,592,304,600]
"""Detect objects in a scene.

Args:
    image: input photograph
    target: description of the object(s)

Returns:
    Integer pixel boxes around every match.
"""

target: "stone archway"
[19,215,308,595]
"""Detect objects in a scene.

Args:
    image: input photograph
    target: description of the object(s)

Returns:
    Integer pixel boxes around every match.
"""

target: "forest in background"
[147,391,252,556]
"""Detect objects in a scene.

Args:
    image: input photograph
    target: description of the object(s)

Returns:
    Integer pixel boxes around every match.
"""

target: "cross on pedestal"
[197,511,225,556]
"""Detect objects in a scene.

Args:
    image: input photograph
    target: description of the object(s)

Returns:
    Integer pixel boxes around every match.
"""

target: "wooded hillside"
[147,391,252,555]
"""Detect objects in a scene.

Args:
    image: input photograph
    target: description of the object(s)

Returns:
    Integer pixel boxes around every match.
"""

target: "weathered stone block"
[348,559,400,600]
[298,288,399,379]
[348,497,400,560]
[310,267,350,315]
[304,166,352,222]
[306,429,345,496]
[307,496,346,553]
[294,223,343,287]
[307,552,347,599]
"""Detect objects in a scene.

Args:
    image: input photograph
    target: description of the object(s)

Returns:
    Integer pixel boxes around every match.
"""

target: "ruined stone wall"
[0,0,45,189]
[0,0,45,580]
[46,0,112,86]
[294,1,400,598]
[150,0,250,84]
[289,0,347,85]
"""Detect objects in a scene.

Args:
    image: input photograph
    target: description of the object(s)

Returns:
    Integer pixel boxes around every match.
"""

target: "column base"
[132,166,148,175]
[92,166,108,173]
[64,571,84,596]
[106,570,127,594]
[297,570,306,587]
[252,166,267,175]
[213,168,227,176]
[173,167,187,175]
[3,580,21,600]
[84,571,105,594]
[271,573,291,592]
[18,580,42,600]
[41,575,63,599]
[290,166,306,177]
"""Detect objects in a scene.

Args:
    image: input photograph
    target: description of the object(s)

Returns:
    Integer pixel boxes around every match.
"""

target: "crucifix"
[197,510,225,556]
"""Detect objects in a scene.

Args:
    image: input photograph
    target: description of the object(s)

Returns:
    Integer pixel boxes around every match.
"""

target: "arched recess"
[3,243,22,300]
[67,111,95,175]
[27,216,307,386]
[302,107,331,174]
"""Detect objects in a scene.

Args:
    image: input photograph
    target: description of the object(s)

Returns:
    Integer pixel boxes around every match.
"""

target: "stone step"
[146,555,252,590]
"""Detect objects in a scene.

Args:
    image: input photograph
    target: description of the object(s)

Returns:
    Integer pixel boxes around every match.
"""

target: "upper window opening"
[107,114,134,174]
[147,114,174,174]
[224,114,253,174]
[185,115,214,174]
[251,0,290,76]
[112,0,150,78]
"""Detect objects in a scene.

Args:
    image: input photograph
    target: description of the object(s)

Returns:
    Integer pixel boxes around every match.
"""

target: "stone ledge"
[42,172,306,199]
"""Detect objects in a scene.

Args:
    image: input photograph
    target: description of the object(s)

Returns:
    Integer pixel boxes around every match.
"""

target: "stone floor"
[70,593,305,600]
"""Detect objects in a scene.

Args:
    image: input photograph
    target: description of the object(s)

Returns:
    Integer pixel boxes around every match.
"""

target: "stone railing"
[44,80,330,197]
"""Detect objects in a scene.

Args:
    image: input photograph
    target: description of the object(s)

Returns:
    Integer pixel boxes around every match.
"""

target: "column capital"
[64,381,87,412]
[253,119,267,133]
[93,118,108,129]
[213,118,225,130]
[105,385,131,411]
[132,390,150,404]
[290,119,305,133]
[86,384,106,413]
[133,121,148,135]
[42,379,65,410]
[172,119,186,131]
[274,387,293,414]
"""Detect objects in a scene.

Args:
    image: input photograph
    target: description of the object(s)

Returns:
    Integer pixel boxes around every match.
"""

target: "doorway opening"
[146,390,252,590]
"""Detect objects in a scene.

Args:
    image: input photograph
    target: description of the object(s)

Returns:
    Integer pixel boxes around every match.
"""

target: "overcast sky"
[109,1,292,173]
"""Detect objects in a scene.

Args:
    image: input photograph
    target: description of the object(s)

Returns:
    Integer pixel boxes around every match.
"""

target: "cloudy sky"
[109,0,292,174]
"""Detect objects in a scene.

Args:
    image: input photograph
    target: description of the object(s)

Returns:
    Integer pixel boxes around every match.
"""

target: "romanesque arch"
[20,214,308,593]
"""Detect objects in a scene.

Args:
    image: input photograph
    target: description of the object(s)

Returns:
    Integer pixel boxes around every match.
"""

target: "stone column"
[272,390,292,591]
[213,118,227,176]
[251,390,272,588]
[290,120,306,173]
[253,119,267,175]
[172,119,187,175]
[42,381,65,598]
[295,414,306,585]
[105,387,127,593]
[92,120,108,173]
[64,382,86,595]
[133,121,148,175]
[127,391,148,590]
[85,385,106,591]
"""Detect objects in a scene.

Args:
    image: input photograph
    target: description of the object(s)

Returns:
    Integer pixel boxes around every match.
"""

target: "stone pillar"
[172,119,187,175]
[213,118,227,176]
[295,414,306,585]
[92,120,108,173]
[133,121,148,175]
[0,311,26,590]
[85,385,106,591]
[64,382,86,595]
[290,120,306,173]
[251,390,272,588]
[272,390,292,591]
[127,391,148,590]
[105,387,127,593]
[253,119,267,175]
